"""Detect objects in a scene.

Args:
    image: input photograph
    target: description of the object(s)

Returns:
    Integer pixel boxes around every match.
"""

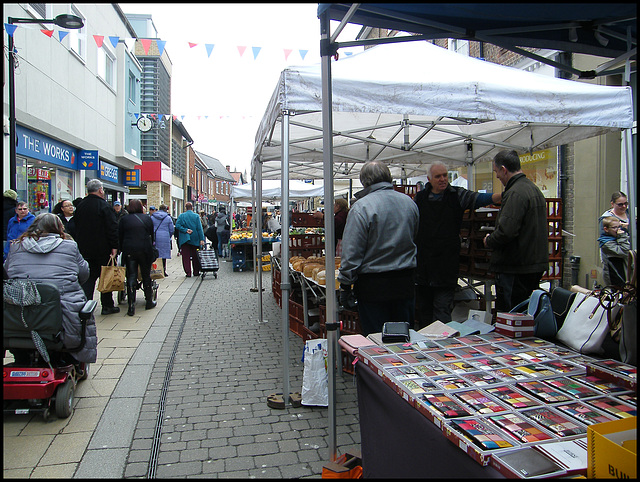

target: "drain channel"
[146,279,203,478]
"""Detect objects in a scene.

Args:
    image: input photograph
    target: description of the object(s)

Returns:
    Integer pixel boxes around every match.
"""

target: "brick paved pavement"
[124,261,360,478]
[4,254,360,478]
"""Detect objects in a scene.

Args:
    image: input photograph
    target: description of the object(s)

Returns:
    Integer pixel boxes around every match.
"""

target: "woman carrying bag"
[118,199,156,316]
[151,204,174,277]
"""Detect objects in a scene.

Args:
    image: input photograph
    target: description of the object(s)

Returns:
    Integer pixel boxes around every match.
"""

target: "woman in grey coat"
[4,213,97,364]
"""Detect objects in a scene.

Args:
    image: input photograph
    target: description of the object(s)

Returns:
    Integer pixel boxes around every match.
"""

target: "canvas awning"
[253,41,633,182]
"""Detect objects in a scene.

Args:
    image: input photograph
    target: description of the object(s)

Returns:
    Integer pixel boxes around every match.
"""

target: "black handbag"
[550,287,576,330]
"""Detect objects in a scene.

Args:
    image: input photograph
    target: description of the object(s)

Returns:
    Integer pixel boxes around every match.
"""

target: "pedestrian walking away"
[151,204,175,277]
[66,179,120,315]
[119,199,157,316]
[215,208,231,258]
[175,202,205,277]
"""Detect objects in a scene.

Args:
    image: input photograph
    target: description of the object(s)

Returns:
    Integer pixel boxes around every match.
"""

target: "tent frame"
[250,4,635,465]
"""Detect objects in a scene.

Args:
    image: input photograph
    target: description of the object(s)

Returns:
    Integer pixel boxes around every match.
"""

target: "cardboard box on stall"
[587,417,637,479]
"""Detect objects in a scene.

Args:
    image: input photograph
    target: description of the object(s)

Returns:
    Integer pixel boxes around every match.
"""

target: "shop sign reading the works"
[16,125,77,169]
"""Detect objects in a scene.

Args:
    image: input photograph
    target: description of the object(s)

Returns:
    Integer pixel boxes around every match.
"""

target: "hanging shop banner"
[99,160,120,184]
[16,125,77,170]
[124,169,141,187]
[78,150,99,169]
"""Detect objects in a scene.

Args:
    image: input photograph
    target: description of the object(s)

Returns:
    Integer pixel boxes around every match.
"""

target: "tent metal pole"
[623,128,636,251]
[257,162,264,322]
[281,112,291,407]
[251,179,258,291]
[321,9,338,464]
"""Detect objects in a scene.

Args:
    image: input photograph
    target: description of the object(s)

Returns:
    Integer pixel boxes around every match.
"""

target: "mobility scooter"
[3,279,97,420]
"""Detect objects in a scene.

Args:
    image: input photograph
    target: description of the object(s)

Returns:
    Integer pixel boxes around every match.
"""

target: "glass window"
[68,6,86,60]
[128,72,137,104]
[98,44,116,88]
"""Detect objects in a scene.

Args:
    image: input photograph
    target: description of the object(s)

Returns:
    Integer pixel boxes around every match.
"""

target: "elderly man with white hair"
[414,161,501,328]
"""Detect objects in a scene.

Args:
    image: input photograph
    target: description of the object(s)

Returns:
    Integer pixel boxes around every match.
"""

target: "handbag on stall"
[509,289,557,340]
[549,287,577,330]
[555,288,621,355]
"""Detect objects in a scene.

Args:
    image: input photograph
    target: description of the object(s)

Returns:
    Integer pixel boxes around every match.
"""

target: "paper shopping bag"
[138,258,165,281]
[97,256,126,293]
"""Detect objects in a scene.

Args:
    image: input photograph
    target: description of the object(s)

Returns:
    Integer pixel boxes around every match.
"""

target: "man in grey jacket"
[483,149,548,311]
[337,161,419,335]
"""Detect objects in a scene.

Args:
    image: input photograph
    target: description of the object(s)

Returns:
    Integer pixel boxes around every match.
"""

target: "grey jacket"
[4,235,97,363]
[485,173,548,274]
[338,182,419,286]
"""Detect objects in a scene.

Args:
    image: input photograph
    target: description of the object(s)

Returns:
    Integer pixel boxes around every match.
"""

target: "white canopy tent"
[251,37,635,462]
[254,41,633,183]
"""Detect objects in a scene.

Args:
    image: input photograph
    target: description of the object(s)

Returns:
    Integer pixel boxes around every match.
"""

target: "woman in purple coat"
[150,205,174,277]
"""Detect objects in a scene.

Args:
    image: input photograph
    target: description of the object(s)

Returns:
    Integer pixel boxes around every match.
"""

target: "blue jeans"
[356,298,415,336]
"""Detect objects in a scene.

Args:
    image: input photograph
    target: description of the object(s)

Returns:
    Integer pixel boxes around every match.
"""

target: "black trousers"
[82,256,115,309]
[495,272,543,312]
[415,284,456,329]
[124,251,152,299]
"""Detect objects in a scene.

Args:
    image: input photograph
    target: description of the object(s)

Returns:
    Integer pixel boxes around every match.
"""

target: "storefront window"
[471,148,559,198]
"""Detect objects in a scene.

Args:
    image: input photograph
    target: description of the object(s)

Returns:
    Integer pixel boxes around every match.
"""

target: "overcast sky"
[119,3,363,178]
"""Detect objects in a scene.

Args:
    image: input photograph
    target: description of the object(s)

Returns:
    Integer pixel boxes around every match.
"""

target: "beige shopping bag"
[138,258,164,281]
[97,255,126,293]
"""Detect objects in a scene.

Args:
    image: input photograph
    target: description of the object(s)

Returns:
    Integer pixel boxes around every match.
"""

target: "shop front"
[15,125,79,215]
[84,160,130,206]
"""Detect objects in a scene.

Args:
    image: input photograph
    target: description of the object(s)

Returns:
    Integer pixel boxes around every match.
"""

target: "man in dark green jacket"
[484,149,548,312]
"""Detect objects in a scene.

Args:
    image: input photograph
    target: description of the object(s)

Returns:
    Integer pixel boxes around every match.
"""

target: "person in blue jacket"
[151,205,175,277]
[4,202,36,262]
[175,202,205,277]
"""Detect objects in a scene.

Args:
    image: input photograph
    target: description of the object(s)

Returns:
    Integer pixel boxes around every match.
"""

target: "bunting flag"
[5,23,362,64]
[141,38,152,54]
[4,23,18,37]
[156,39,166,56]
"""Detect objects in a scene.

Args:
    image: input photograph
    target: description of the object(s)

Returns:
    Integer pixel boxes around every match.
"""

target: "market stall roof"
[252,40,633,181]
[231,179,324,200]
[318,3,637,79]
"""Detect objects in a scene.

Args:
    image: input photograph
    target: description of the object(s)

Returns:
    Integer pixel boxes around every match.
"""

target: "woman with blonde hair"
[4,213,97,367]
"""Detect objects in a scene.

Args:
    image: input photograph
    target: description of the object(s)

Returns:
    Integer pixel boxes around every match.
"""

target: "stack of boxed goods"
[495,312,535,338]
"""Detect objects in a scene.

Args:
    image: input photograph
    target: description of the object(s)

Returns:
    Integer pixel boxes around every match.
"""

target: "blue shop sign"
[99,161,120,184]
[78,150,99,169]
[16,125,78,169]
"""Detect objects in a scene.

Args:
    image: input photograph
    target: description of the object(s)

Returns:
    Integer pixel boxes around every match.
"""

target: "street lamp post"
[6,14,84,191]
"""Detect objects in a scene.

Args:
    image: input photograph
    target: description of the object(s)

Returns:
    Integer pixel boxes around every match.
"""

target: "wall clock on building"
[136,116,152,132]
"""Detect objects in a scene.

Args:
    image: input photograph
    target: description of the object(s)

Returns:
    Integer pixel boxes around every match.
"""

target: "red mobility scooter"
[3,279,97,420]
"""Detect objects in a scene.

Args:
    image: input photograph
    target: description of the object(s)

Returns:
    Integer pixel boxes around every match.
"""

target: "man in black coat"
[414,162,501,328]
[67,179,120,315]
